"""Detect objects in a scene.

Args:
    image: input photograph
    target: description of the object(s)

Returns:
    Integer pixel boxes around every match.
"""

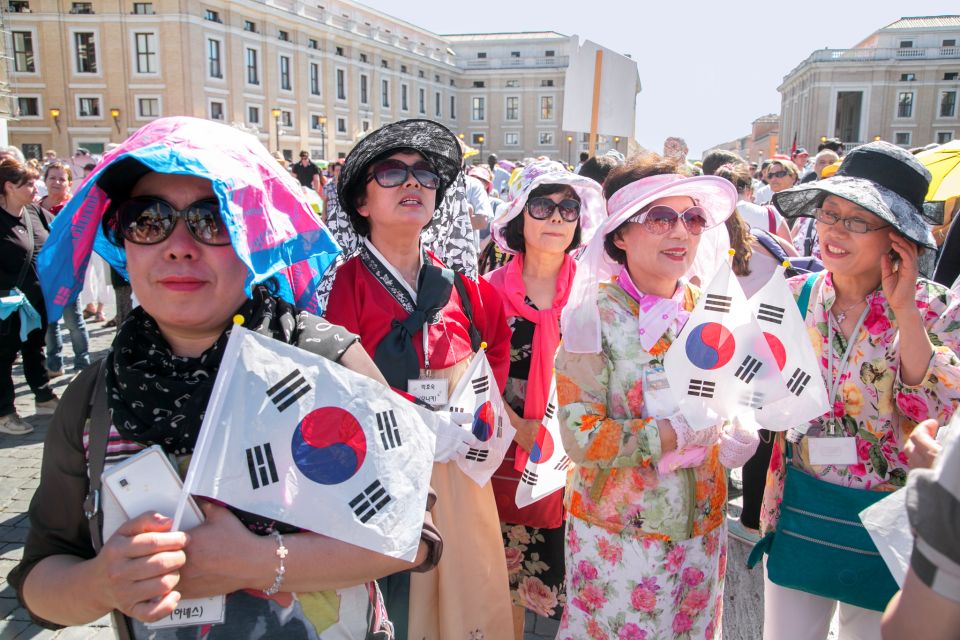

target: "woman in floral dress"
[758,142,960,639]
[555,154,758,639]
[484,161,605,638]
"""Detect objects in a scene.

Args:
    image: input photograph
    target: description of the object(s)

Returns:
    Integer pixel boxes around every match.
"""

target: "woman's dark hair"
[344,147,437,237]
[724,210,754,277]
[714,163,753,196]
[0,158,39,195]
[602,153,684,264]
[503,184,582,253]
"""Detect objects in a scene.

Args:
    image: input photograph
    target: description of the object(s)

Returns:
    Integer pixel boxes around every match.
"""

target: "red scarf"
[488,253,576,469]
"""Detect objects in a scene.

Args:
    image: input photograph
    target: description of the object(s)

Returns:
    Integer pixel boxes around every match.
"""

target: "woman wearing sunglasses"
[326,119,514,640]
[556,153,756,639]
[10,117,444,639]
[753,142,960,639]
[483,161,604,638]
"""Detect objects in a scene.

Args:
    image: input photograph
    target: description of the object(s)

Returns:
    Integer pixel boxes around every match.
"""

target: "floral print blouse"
[760,272,960,534]
[555,281,727,543]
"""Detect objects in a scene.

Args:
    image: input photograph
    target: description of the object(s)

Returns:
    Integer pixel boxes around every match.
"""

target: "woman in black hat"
[754,142,960,639]
[326,119,514,640]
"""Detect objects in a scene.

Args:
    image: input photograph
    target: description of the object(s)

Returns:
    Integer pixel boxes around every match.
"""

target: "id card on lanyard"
[809,298,869,466]
[408,322,448,408]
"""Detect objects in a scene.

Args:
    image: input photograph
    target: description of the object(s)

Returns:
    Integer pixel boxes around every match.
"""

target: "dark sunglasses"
[767,170,791,179]
[116,197,231,246]
[526,197,581,222]
[365,159,440,190]
[631,205,708,236]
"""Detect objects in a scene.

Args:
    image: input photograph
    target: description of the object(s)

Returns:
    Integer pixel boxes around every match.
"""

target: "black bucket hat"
[772,141,935,249]
[337,119,462,235]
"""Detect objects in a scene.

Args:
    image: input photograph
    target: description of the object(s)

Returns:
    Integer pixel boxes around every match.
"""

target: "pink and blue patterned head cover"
[37,117,340,322]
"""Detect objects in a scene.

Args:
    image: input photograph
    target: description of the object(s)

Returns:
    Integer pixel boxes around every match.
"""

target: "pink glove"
[672,413,722,451]
[718,414,761,468]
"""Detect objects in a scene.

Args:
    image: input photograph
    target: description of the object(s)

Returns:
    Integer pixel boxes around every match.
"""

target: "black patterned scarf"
[106,284,352,455]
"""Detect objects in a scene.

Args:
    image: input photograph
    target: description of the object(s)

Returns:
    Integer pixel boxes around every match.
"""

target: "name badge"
[148,596,226,628]
[642,363,679,419]
[808,436,858,466]
[408,378,448,408]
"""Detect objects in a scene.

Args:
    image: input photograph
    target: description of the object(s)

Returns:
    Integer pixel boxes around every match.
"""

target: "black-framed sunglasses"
[813,208,890,234]
[116,197,231,246]
[526,197,581,222]
[365,159,440,190]
[767,170,791,179]
[630,205,708,236]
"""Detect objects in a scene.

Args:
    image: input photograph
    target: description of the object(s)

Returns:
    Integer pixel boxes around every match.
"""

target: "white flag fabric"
[665,260,790,429]
[515,377,573,508]
[447,350,516,487]
[181,326,438,561]
[749,266,831,431]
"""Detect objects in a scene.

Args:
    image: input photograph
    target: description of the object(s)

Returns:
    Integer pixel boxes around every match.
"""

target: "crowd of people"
[1,117,959,640]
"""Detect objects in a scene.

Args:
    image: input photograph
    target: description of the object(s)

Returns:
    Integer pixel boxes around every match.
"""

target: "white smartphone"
[102,444,203,529]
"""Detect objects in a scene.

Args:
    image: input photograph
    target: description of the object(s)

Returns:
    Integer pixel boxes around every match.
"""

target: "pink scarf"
[617,268,690,351]
[488,254,576,468]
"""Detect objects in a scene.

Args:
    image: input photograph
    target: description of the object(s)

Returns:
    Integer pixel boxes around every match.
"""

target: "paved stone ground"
[0,301,836,639]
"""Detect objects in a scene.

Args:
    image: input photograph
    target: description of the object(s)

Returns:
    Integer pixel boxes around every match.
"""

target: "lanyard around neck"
[825,292,871,431]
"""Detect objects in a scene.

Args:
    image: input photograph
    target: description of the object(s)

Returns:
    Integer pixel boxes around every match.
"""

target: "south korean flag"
[515,377,573,509]
[446,350,516,487]
[748,267,830,431]
[664,259,790,429]
[180,326,437,561]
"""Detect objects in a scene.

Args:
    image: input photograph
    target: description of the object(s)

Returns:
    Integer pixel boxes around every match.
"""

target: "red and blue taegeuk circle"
[685,322,736,370]
[472,401,496,442]
[291,407,367,485]
[529,426,554,464]
[763,332,787,371]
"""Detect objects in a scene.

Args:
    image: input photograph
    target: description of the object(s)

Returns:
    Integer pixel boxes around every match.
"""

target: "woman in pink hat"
[483,160,605,638]
[555,153,757,639]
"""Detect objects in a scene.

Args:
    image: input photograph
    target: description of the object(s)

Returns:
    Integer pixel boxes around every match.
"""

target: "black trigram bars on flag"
[757,303,785,324]
[465,447,489,462]
[471,375,490,395]
[544,401,556,420]
[349,480,392,523]
[688,379,716,398]
[739,391,766,409]
[704,294,732,313]
[787,367,812,396]
[553,455,572,472]
[246,443,279,490]
[267,369,311,412]
[520,469,538,486]
[735,355,762,383]
[376,410,401,450]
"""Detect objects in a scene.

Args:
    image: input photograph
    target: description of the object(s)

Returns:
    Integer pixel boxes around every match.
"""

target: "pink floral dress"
[555,282,727,640]
[761,272,960,534]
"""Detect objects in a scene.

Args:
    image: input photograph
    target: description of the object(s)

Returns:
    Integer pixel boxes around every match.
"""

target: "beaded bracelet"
[263,530,288,596]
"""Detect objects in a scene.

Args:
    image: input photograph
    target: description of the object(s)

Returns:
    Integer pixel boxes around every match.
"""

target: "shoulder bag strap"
[766,205,777,233]
[452,272,482,352]
[797,272,818,321]
[83,359,110,551]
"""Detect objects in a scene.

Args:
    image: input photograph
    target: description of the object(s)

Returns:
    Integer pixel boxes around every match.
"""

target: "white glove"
[718,414,761,468]
[672,413,722,451]
[432,411,479,463]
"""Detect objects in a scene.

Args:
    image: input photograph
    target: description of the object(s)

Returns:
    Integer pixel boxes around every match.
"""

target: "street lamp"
[477,134,484,163]
[318,115,327,158]
[49,108,61,133]
[566,135,573,165]
[614,136,621,152]
[271,108,282,152]
[110,108,121,133]
[873,135,882,142]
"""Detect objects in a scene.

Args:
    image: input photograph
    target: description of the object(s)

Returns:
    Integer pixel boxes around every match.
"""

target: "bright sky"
[356,0,958,158]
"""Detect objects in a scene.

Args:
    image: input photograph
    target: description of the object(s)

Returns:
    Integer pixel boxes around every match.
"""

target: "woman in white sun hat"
[555,152,758,640]
[484,160,604,638]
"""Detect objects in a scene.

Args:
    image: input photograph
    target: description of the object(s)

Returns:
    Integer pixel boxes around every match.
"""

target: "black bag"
[751,227,824,278]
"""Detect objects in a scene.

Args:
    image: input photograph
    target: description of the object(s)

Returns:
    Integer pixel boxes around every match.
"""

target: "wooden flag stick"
[588,49,603,157]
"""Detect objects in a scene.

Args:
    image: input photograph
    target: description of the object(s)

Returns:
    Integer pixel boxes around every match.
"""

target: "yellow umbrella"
[917,140,960,201]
